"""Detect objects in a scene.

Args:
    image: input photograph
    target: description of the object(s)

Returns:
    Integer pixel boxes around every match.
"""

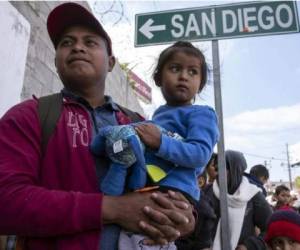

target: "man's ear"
[108,55,116,72]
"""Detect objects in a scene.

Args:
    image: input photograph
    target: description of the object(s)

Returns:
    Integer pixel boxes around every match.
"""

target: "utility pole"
[286,143,293,189]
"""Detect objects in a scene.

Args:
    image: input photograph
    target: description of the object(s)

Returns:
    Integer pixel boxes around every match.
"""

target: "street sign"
[135,1,299,46]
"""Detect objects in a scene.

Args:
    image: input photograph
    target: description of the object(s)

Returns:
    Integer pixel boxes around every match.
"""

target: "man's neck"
[84,90,105,108]
[67,85,105,108]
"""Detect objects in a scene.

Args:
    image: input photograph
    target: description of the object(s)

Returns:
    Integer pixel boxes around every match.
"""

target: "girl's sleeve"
[156,107,219,169]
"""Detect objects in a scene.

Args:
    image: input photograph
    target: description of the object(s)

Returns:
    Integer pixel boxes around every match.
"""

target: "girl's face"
[160,51,202,106]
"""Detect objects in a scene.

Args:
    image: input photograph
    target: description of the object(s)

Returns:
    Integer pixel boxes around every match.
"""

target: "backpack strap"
[116,104,145,122]
[38,93,63,153]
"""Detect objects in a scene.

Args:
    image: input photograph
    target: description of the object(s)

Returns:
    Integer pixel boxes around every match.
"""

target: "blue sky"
[93,0,300,183]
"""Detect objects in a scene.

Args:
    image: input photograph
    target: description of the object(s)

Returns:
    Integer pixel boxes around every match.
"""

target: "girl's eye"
[188,69,199,76]
[170,65,180,72]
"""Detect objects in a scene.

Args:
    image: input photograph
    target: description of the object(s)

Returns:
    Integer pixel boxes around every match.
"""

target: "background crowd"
[176,152,300,250]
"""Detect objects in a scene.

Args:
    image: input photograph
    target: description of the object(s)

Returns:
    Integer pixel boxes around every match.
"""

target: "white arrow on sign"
[139,18,166,39]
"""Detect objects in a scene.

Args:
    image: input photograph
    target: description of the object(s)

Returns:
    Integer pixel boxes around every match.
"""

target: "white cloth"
[119,230,177,250]
[212,177,260,250]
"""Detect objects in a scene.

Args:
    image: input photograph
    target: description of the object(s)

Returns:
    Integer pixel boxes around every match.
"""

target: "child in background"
[206,153,218,184]
[119,41,219,249]
[273,185,292,211]
[264,210,300,250]
[198,170,208,189]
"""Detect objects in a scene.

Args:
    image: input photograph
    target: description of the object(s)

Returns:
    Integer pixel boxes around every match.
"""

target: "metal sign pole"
[212,39,231,250]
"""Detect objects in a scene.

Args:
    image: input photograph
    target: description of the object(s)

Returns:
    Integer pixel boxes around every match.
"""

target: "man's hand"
[102,190,195,245]
[134,123,161,150]
[141,190,195,245]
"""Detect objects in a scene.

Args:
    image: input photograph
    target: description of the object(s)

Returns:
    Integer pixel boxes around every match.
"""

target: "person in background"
[288,191,299,211]
[176,168,217,250]
[206,150,272,250]
[206,152,218,184]
[0,3,195,250]
[273,185,292,211]
[264,210,300,250]
[245,164,269,197]
[198,170,208,189]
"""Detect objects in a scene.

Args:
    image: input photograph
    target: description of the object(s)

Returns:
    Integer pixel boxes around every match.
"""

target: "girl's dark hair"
[153,41,207,92]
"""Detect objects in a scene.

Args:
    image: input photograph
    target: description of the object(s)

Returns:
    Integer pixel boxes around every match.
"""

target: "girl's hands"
[135,123,161,150]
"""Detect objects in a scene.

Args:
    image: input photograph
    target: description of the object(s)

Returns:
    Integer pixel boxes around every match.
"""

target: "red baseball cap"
[47,2,112,55]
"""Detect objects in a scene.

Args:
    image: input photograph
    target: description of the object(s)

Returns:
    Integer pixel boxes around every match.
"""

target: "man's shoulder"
[0,98,40,135]
[1,98,38,121]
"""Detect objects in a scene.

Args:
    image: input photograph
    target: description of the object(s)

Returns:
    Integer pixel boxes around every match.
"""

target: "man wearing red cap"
[0,3,195,250]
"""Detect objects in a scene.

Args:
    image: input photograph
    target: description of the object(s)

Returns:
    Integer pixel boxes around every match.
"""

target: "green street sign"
[135,1,299,46]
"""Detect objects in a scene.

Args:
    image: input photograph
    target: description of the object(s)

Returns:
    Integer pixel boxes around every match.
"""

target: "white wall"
[0,2,30,117]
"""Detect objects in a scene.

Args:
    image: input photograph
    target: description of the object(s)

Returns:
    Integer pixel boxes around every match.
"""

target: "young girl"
[119,41,219,249]
[135,41,219,201]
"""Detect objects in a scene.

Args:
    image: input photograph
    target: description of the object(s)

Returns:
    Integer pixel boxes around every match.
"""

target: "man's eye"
[60,39,73,46]
[86,40,98,46]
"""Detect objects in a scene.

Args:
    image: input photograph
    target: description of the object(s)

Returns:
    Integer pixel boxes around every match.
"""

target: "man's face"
[55,25,114,88]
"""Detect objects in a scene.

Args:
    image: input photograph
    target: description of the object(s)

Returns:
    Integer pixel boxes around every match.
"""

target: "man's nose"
[72,42,86,53]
